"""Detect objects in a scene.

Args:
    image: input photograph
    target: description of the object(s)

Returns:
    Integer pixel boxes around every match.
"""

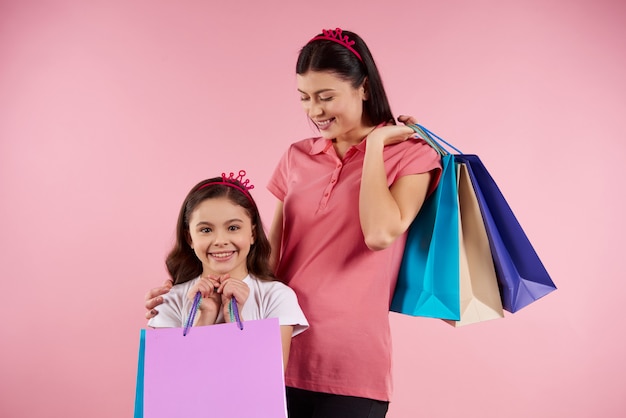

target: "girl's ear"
[185,230,192,247]
[251,225,256,245]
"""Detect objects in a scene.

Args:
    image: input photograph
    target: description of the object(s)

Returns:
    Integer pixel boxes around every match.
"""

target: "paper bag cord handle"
[409,123,463,156]
[183,292,202,336]
[229,297,244,330]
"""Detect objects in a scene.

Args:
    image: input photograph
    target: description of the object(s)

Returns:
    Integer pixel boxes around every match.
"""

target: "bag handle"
[408,123,463,155]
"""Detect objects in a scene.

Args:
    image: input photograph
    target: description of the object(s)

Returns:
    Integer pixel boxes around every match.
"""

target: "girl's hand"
[217,275,250,323]
[145,280,173,319]
[188,276,222,321]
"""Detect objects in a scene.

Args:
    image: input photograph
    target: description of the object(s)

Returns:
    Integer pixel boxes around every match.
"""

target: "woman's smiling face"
[297,70,368,142]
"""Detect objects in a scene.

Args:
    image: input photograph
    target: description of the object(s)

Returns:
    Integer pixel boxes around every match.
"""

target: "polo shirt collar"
[309,137,368,155]
[310,138,332,154]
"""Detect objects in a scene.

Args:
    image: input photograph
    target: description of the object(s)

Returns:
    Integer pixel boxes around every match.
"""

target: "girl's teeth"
[212,252,233,258]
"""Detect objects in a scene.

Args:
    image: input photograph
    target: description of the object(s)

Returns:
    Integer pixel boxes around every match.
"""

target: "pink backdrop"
[1,0,624,417]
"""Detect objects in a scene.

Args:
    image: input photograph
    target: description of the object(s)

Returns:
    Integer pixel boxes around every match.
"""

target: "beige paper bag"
[445,163,504,327]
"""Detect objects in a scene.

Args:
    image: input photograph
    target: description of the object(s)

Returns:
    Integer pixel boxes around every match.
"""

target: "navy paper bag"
[454,154,557,312]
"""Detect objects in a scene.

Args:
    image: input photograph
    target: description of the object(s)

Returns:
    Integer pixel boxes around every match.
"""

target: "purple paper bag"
[135,318,287,418]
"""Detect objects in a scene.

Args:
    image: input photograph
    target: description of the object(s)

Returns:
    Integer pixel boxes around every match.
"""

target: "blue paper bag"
[391,151,461,320]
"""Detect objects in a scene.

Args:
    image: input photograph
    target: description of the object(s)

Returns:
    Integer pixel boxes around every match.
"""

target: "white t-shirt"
[148,275,308,336]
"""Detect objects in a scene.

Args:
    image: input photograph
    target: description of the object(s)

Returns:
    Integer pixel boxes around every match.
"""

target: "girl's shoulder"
[246,275,295,295]
[168,277,199,295]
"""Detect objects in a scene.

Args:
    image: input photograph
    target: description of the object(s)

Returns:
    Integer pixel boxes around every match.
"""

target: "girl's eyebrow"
[194,221,213,228]
[194,218,244,227]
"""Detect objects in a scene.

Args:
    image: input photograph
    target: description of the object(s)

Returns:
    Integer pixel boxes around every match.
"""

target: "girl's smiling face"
[187,196,254,279]
[297,70,369,142]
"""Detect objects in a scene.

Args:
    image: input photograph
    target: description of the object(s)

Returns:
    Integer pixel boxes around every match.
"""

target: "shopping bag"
[390,149,461,321]
[134,328,146,418]
[133,318,287,418]
[418,125,557,313]
[456,154,557,312]
[445,162,504,327]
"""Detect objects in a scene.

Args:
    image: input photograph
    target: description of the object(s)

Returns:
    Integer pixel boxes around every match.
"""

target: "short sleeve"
[397,138,442,196]
[267,145,291,201]
[263,283,309,337]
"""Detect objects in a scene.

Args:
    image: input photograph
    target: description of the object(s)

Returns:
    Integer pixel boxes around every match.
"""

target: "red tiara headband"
[309,28,363,62]
[198,170,255,205]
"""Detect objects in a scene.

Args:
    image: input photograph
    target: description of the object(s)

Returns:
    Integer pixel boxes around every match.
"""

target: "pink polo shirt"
[268,136,441,401]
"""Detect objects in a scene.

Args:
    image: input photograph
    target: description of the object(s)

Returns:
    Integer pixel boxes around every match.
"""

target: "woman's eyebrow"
[297,88,335,95]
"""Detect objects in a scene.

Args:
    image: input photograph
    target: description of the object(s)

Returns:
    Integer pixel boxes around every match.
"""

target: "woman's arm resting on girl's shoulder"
[145,280,173,319]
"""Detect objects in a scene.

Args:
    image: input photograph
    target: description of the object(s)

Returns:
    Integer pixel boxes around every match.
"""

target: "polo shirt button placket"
[334,162,342,182]
[320,164,341,209]
[330,163,341,192]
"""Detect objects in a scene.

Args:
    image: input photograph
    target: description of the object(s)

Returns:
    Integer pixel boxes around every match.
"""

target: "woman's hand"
[217,275,250,323]
[188,275,222,325]
[367,118,416,147]
[397,114,418,125]
[145,280,173,319]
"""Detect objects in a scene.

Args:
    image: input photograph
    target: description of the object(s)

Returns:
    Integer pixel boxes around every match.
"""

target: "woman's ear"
[361,77,369,101]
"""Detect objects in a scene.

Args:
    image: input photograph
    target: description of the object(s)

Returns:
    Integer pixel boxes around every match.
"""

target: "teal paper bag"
[391,152,461,320]
[133,330,145,418]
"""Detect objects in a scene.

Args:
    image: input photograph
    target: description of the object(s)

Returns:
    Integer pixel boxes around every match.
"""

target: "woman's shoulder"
[293,135,323,144]
[385,137,440,162]
[388,136,435,152]
[286,136,327,152]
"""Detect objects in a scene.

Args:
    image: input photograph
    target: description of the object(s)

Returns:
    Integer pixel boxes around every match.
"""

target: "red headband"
[198,170,255,205]
[309,28,363,62]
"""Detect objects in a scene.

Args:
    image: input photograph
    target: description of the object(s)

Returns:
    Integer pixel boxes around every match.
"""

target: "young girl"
[148,171,308,368]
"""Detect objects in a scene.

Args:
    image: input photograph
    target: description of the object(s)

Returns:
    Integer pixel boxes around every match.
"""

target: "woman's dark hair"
[165,176,274,285]
[296,29,394,126]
